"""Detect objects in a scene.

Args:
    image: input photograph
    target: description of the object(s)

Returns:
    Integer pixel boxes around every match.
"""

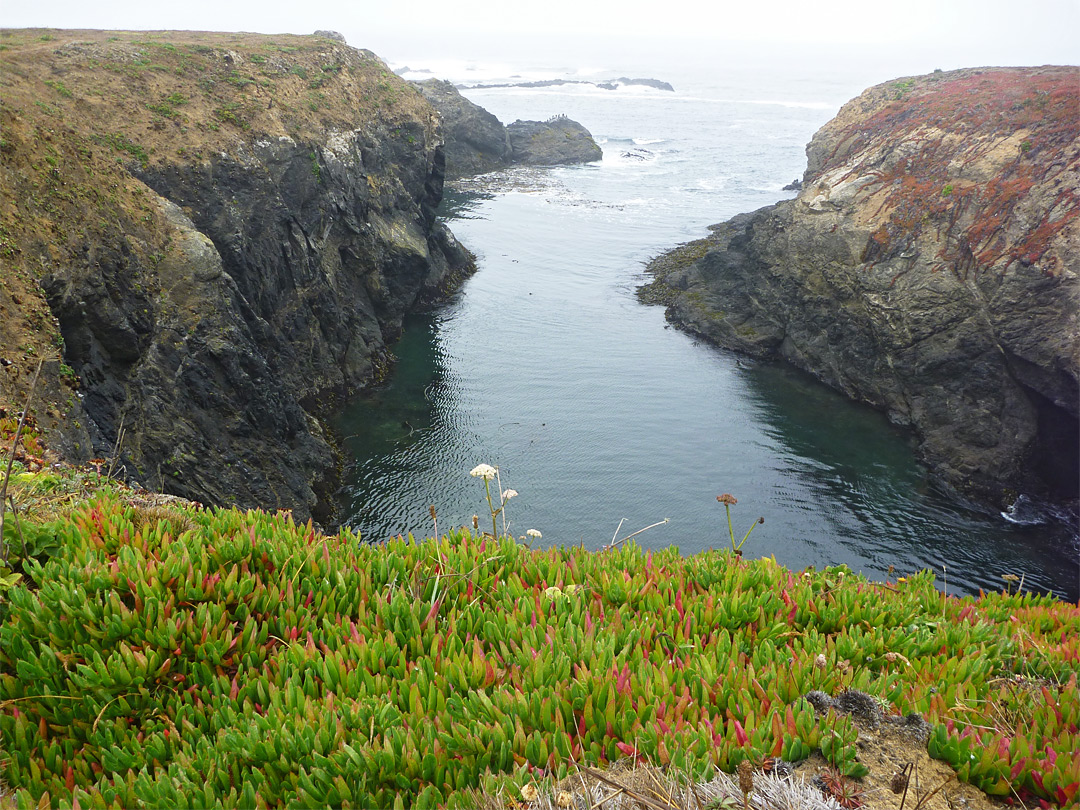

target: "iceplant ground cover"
[0,462,1078,809]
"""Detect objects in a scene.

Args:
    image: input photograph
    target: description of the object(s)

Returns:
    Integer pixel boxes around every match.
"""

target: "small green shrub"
[213,102,250,130]
[91,132,149,167]
[42,80,73,98]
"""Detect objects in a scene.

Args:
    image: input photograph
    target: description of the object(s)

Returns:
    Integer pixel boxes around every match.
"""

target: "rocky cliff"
[0,29,475,523]
[413,79,602,178]
[641,67,1079,510]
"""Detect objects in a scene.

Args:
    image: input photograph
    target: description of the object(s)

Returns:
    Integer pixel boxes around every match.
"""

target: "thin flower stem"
[607,518,669,550]
[725,504,736,550]
[736,522,758,551]
[610,517,627,547]
[1,359,43,564]
[496,467,507,537]
[482,478,498,539]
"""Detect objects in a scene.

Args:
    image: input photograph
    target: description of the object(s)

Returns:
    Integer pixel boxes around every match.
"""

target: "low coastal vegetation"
[1,445,1078,808]
[824,69,1078,276]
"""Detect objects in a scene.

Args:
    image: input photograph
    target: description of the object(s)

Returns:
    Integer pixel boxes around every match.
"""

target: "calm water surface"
[336,49,1079,601]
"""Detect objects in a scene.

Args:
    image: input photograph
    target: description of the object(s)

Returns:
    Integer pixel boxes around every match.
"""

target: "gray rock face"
[44,127,473,525]
[414,79,512,176]
[507,117,604,166]
[641,67,1079,509]
[413,80,602,177]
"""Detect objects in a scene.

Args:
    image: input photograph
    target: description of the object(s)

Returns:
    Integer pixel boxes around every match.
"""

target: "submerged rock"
[641,67,1079,511]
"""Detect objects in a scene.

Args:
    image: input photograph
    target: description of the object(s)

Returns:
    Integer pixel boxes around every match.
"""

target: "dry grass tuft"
[467,759,847,810]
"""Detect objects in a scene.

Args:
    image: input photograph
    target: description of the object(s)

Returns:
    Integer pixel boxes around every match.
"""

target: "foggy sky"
[3,0,1078,70]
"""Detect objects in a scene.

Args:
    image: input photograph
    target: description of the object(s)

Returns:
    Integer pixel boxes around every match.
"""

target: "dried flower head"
[502,488,518,500]
[717,493,738,505]
[470,463,497,480]
[556,791,573,808]
[521,783,539,802]
[738,759,755,797]
[814,653,828,669]
[472,515,479,530]
[890,770,909,794]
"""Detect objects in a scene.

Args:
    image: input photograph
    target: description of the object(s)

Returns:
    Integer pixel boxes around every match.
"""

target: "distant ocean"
[334,36,1080,601]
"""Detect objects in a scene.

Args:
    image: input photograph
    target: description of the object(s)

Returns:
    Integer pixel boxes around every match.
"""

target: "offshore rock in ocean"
[413,79,602,177]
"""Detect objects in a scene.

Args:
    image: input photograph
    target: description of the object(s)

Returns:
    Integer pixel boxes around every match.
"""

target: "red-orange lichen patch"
[821,68,1079,278]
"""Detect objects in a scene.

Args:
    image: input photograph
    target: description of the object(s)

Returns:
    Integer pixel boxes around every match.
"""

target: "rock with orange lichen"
[641,66,1079,511]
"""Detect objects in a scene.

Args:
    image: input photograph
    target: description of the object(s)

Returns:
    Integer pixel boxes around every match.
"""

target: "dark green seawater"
[337,48,1079,601]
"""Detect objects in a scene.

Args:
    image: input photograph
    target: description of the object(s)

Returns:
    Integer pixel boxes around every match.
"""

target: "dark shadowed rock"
[640,67,1079,511]
[414,78,512,176]
[614,77,674,91]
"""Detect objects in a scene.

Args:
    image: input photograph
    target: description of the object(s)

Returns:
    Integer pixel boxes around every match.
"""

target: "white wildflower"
[469,463,497,480]
[501,488,518,500]
[526,528,542,539]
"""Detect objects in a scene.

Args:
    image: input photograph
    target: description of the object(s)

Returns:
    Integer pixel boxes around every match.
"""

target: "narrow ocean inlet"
[336,48,1079,600]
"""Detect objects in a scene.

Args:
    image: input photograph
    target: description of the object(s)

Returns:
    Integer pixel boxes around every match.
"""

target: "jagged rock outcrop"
[0,30,475,523]
[413,79,602,177]
[641,67,1079,509]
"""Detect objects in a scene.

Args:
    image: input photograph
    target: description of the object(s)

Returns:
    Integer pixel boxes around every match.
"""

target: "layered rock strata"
[641,67,1079,510]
